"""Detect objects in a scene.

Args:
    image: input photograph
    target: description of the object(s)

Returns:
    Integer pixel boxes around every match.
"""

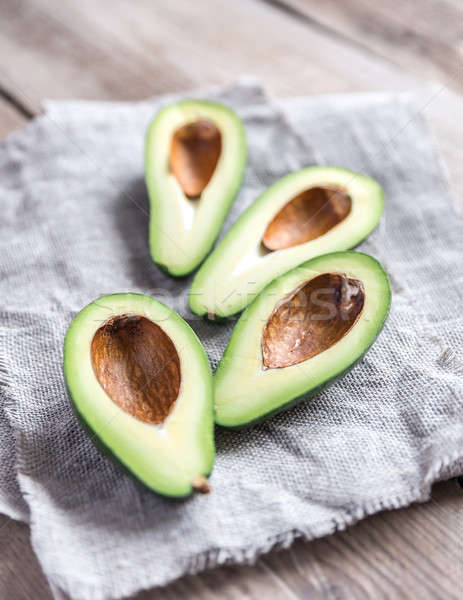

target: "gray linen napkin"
[0,80,462,600]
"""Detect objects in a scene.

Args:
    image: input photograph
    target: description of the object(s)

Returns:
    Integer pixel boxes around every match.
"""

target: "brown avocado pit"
[90,314,181,425]
[262,185,352,251]
[170,119,222,198]
[262,273,364,369]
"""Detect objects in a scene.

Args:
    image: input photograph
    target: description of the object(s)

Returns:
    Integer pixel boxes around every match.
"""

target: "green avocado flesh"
[189,166,384,318]
[214,252,391,428]
[145,99,246,276]
[64,293,214,497]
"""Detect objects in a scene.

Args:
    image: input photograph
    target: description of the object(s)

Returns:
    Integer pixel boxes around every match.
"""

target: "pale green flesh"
[64,293,214,497]
[190,167,384,318]
[214,252,391,428]
[145,100,246,276]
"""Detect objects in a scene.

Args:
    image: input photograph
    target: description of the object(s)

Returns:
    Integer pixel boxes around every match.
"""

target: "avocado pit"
[262,273,364,369]
[170,119,222,198]
[90,315,181,425]
[262,185,352,251]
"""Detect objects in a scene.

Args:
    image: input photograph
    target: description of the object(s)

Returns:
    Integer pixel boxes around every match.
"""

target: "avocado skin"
[215,350,375,430]
[63,293,215,499]
[155,261,191,280]
[189,166,384,319]
[65,370,214,499]
[66,383,213,499]
[146,99,247,278]
[214,251,391,428]
[197,228,379,321]
[66,382,160,496]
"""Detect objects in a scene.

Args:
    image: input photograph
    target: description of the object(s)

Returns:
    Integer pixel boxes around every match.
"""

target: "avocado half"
[145,100,246,276]
[214,251,391,428]
[189,166,384,318]
[64,293,214,497]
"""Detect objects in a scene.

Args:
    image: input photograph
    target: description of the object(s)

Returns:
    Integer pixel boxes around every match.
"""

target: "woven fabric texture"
[0,81,462,600]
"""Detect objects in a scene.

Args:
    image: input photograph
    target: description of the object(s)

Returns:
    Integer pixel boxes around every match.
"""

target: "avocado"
[145,100,246,276]
[214,251,391,428]
[64,293,214,497]
[189,166,383,318]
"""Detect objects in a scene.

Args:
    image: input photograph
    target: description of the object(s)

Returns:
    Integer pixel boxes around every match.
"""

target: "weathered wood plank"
[0,516,52,599]
[1,0,461,212]
[261,481,463,600]
[0,0,193,114]
[0,0,416,115]
[271,0,463,94]
[143,482,463,600]
[0,97,27,139]
[1,482,460,600]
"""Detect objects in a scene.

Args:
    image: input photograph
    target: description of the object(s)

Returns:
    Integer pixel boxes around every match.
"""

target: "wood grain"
[273,0,463,94]
[260,480,463,600]
[263,0,463,210]
[0,0,417,113]
[0,516,52,599]
[0,98,27,139]
[1,482,461,599]
[0,1,462,598]
[1,0,462,209]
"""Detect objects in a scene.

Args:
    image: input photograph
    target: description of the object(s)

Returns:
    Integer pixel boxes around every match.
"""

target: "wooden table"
[1,1,462,598]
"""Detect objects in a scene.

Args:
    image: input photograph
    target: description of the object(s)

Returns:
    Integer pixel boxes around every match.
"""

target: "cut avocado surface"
[189,166,384,318]
[145,100,246,276]
[64,293,214,497]
[214,251,391,428]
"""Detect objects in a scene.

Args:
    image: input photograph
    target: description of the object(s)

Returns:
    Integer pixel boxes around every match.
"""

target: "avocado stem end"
[192,476,211,494]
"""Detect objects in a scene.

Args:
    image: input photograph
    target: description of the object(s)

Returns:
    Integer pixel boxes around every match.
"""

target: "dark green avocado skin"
[154,260,192,280]
[63,292,215,499]
[67,388,156,495]
[155,262,180,278]
[65,380,213,500]
[215,355,364,430]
